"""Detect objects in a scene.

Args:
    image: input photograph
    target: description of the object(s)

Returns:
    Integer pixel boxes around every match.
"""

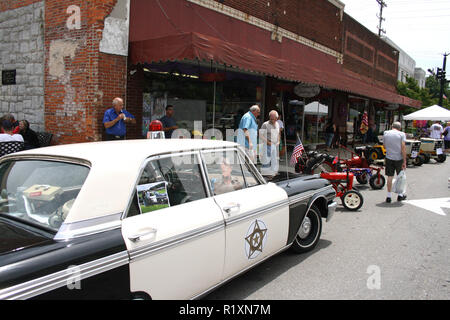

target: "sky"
[342,0,450,75]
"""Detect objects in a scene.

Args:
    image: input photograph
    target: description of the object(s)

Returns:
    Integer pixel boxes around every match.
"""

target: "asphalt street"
[205,156,450,300]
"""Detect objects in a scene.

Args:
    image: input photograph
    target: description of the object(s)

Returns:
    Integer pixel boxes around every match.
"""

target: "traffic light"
[436,68,443,79]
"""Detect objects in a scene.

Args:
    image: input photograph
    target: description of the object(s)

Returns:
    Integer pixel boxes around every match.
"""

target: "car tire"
[413,155,423,166]
[369,148,382,161]
[341,190,364,211]
[369,174,386,190]
[291,204,322,254]
[422,153,431,163]
[436,154,446,163]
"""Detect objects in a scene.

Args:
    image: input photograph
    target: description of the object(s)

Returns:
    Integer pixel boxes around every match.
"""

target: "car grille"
[434,140,443,150]
[411,142,421,152]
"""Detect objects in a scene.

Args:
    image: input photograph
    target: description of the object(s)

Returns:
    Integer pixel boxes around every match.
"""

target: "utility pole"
[438,53,449,107]
[376,0,387,37]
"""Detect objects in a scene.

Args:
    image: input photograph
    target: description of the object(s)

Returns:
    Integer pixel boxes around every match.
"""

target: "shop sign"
[2,70,16,85]
[294,83,320,98]
[383,104,399,111]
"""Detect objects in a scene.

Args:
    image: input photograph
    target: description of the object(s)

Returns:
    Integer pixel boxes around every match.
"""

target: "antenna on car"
[280,93,291,188]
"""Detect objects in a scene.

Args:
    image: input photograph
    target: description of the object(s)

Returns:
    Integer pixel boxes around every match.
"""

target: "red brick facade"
[343,13,398,90]
[0,0,42,11]
[2,0,405,144]
[43,0,127,144]
[212,0,343,53]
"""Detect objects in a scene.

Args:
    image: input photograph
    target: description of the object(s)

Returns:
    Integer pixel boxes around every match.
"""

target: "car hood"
[0,218,52,256]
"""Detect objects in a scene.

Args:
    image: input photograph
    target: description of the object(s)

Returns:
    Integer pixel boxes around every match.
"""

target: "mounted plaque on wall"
[2,70,16,85]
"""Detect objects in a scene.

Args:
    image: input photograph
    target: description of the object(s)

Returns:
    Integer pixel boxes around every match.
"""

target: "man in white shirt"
[0,120,24,142]
[429,121,443,139]
[383,122,406,203]
[260,110,280,177]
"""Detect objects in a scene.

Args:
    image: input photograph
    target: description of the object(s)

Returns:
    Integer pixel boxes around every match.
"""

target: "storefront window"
[141,62,263,139]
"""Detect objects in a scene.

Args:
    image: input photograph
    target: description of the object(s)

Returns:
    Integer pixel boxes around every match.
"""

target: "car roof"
[3,139,239,225]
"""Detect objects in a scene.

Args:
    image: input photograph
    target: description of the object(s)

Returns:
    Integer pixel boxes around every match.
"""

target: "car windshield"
[0,160,90,232]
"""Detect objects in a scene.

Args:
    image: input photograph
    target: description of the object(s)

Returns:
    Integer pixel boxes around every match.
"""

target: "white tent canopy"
[304,101,328,115]
[403,104,450,121]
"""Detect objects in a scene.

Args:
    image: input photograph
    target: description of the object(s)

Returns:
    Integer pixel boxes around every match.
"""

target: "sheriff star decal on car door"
[245,220,267,259]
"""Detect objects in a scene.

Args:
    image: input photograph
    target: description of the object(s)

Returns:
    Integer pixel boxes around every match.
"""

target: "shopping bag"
[393,170,407,194]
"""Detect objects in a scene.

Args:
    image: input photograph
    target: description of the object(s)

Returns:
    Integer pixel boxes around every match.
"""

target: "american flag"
[360,111,368,134]
[290,138,305,165]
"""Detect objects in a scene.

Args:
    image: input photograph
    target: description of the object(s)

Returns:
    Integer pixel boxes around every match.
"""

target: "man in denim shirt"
[103,97,136,140]
[237,105,260,163]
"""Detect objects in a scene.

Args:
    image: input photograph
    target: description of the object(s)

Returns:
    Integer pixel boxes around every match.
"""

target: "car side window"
[240,154,261,188]
[134,153,207,214]
[203,150,246,196]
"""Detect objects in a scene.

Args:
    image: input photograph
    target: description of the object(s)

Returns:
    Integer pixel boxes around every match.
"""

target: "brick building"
[0,0,420,145]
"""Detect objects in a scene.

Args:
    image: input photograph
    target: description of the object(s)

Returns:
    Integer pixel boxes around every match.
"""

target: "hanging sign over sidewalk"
[294,83,320,98]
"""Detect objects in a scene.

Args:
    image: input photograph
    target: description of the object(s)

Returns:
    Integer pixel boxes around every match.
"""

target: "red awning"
[130,32,421,109]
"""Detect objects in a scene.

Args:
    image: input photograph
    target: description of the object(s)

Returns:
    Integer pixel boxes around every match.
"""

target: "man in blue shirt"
[160,105,178,139]
[103,97,136,140]
[237,105,260,162]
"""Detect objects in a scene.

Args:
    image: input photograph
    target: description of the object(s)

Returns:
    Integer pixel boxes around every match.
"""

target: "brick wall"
[0,0,42,11]
[44,0,127,144]
[343,13,398,90]
[212,0,343,53]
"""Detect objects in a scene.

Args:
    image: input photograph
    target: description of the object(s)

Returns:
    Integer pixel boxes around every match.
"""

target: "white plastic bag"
[393,170,407,194]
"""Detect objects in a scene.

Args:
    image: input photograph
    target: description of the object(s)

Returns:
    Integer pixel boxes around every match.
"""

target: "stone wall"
[0,1,45,131]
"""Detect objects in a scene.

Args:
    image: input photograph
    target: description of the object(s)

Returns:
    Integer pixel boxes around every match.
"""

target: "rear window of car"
[0,160,90,232]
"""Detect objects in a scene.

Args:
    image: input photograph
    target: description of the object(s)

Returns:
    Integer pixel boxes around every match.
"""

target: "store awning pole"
[302,99,305,143]
[213,80,216,131]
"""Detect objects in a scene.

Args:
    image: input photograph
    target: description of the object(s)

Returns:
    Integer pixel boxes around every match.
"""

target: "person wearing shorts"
[383,122,407,203]
[444,122,450,153]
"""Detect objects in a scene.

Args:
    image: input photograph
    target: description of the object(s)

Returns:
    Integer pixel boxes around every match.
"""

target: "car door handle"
[223,203,241,216]
[128,228,157,243]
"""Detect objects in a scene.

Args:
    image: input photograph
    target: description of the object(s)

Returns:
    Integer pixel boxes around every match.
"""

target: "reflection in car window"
[203,150,246,196]
[135,154,206,214]
[240,156,260,188]
[0,160,90,231]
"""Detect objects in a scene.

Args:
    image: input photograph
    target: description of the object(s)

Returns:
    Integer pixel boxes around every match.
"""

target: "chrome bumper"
[327,201,337,222]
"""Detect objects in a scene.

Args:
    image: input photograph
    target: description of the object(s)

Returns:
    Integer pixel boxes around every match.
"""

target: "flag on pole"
[290,138,305,165]
[360,111,368,134]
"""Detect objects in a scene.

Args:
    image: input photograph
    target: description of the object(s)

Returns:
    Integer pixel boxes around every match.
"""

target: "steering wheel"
[160,166,174,186]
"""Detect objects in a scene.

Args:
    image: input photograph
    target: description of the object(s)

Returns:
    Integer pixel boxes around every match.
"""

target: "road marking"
[404,198,450,216]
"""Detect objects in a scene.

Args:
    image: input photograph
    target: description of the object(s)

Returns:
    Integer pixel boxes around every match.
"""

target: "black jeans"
[106,134,125,141]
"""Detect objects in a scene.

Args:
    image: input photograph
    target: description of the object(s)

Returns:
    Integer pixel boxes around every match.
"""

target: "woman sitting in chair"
[19,120,40,150]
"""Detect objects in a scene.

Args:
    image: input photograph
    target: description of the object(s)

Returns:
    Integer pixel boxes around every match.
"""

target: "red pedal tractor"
[322,145,386,190]
[308,158,364,211]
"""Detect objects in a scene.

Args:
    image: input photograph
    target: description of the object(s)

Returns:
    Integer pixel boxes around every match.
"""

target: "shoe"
[386,197,392,203]
[397,194,407,202]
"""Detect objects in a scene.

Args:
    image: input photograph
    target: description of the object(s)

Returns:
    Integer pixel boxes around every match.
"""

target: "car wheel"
[422,153,430,163]
[436,154,446,163]
[341,190,364,211]
[369,174,386,190]
[413,155,423,166]
[356,172,369,184]
[369,149,382,161]
[291,204,322,253]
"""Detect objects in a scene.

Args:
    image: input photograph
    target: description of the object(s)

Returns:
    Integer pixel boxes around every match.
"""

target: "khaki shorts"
[385,158,403,177]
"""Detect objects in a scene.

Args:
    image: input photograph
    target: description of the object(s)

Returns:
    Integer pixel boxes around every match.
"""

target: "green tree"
[397,75,449,111]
